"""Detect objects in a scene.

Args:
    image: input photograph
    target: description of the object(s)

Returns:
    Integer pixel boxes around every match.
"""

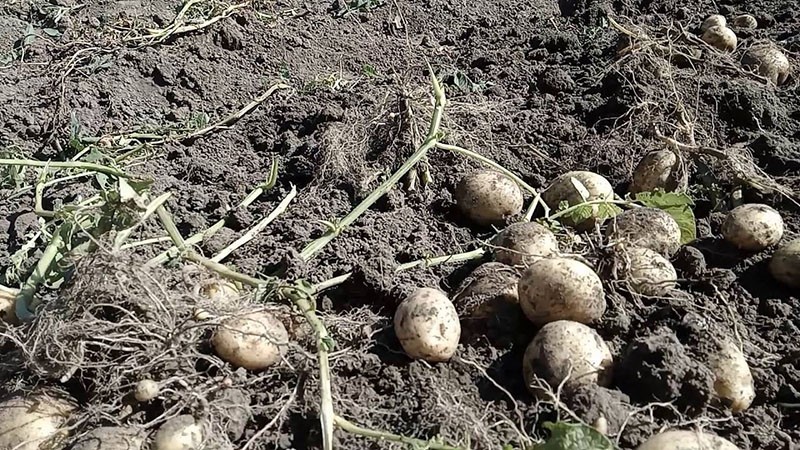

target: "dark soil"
[1,0,799,449]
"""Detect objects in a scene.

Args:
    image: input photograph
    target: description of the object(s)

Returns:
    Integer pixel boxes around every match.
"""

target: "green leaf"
[535,422,617,450]
[634,190,696,244]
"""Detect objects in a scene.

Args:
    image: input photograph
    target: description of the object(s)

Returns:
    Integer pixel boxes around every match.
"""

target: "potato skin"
[742,45,791,86]
[455,170,524,226]
[71,427,146,450]
[637,430,740,450]
[454,262,520,315]
[629,150,687,194]
[606,208,682,256]
[623,246,677,296]
[710,339,755,413]
[518,257,606,325]
[153,415,202,450]
[701,15,726,32]
[542,171,615,230]
[522,320,613,392]
[770,238,800,288]
[492,222,559,266]
[702,26,737,52]
[394,288,461,362]
[732,14,757,29]
[211,311,289,370]
[721,203,784,251]
[0,393,76,450]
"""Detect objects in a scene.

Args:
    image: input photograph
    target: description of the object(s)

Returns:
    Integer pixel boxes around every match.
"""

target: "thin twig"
[0,159,133,180]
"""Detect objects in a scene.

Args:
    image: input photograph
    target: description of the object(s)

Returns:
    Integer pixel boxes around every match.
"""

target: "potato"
[522,320,613,393]
[732,14,757,29]
[211,311,289,370]
[621,246,677,296]
[71,427,146,450]
[629,150,687,194]
[455,170,524,226]
[701,15,726,32]
[133,379,159,402]
[518,257,605,325]
[702,26,737,52]
[542,171,615,230]
[710,339,755,412]
[721,203,784,251]
[606,208,682,256]
[0,393,76,450]
[0,288,16,324]
[769,238,800,288]
[637,430,740,450]
[491,222,559,266]
[394,287,460,362]
[453,262,519,314]
[742,44,791,85]
[152,415,203,450]
[197,279,239,303]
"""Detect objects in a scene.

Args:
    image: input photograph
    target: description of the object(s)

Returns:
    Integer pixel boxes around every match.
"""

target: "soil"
[1,0,799,449]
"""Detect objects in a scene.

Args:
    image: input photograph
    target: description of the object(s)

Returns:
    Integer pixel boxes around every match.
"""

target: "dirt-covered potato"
[455,170,524,226]
[491,222,559,266]
[394,287,461,362]
[710,339,755,413]
[133,379,159,402]
[637,430,740,450]
[523,320,613,392]
[701,14,726,32]
[742,44,791,85]
[702,26,737,52]
[197,279,239,303]
[621,246,677,296]
[453,262,519,314]
[211,311,289,370]
[518,257,605,325]
[0,288,15,324]
[732,14,757,29]
[629,150,687,194]
[606,208,682,256]
[770,238,800,288]
[721,203,784,251]
[542,171,615,230]
[71,427,146,450]
[152,415,203,450]
[0,393,76,450]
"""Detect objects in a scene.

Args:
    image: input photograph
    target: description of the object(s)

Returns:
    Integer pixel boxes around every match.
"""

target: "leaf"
[634,190,697,244]
[535,422,617,450]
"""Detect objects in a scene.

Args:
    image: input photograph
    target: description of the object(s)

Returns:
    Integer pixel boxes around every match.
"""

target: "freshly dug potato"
[710,339,755,413]
[491,222,559,266]
[133,379,159,402]
[394,288,461,362]
[721,203,784,251]
[518,257,605,325]
[455,170,524,226]
[0,393,76,450]
[732,14,757,29]
[152,415,203,450]
[454,262,520,313]
[542,171,615,229]
[637,430,740,450]
[742,44,791,85]
[211,311,289,370]
[629,150,687,194]
[0,288,15,324]
[197,279,239,303]
[522,320,613,392]
[71,427,146,450]
[702,26,737,52]
[621,246,677,296]
[770,238,800,288]
[701,14,726,32]
[606,208,682,256]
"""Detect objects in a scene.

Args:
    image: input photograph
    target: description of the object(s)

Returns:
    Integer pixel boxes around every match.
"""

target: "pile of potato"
[699,13,791,85]
[393,142,798,448]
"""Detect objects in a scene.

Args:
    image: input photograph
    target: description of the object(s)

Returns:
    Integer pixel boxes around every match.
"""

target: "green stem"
[333,416,464,450]
[15,227,65,321]
[0,159,133,179]
[394,248,486,272]
[300,71,446,262]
